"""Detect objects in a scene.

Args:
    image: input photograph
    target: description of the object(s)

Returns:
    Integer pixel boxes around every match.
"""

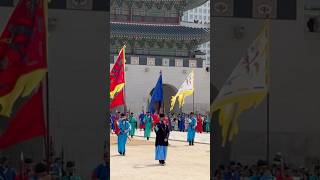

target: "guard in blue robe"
[139,111,145,130]
[178,113,186,132]
[154,114,170,165]
[187,112,197,146]
[118,113,131,156]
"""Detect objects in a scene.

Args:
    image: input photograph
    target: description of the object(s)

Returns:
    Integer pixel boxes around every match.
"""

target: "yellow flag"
[212,21,270,146]
[170,70,194,111]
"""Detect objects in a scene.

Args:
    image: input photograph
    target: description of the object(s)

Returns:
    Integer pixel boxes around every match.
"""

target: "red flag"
[110,46,126,109]
[0,0,47,117]
[0,86,45,149]
[110,90,124,109]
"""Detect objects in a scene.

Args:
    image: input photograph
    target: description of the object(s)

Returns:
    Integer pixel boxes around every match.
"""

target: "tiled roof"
[111,22,210,41]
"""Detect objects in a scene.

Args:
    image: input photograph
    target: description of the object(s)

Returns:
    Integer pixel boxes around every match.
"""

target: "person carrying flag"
[154,114,170,166]
[129,112,137,138]
[187,112,197,146]
[118,113,131,156]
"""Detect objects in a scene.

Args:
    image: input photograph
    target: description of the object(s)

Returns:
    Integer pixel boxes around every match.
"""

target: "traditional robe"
[178,115,186,132]
[187,117,197,142]
[110,114,115,131]
[114,114,120,135]
[118,119,131,154]
[152,113,160,127]
[154,122,170,161]
[196,114,203,133]
[139,113,145,129]
[205,115,210,132]
[129,115,137,136]
[144,115,153,138]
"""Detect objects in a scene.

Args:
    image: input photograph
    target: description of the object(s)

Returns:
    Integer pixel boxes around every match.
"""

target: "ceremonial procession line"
[133,130,210,144]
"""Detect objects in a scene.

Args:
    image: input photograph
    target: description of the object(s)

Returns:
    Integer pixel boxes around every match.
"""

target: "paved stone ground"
[110,132,210,180]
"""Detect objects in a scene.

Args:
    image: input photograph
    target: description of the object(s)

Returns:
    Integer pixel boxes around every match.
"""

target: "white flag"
[212,21,270,146]
[170,70,194,111]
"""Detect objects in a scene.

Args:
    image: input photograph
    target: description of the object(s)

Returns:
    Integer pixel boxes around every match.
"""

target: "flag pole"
[19,152,24,180]
[265,18,271,164]
[162,101,165,114]
[61,146,64,178]
[266,93,270,163]
[193,92,195,113]
[123,44,127,113]
[43,0,51,172]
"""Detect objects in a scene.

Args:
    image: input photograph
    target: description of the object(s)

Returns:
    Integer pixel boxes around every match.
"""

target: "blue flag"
[149,72,163,113]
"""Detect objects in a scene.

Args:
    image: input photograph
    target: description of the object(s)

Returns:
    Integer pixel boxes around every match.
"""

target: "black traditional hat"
[24,158,33,164]
[66,161,75,168]
[34,163,47,173]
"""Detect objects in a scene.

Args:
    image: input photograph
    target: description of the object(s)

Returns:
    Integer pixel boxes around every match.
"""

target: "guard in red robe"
[196,114,203,133]
[114,112,121,135]
[152,113,160,129]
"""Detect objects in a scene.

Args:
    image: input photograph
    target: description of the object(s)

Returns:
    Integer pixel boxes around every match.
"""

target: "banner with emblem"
[110,45,126,109]
[0,0,48,149]
[253,0,277,18]
[170,70,194,111]
[212,21,270,146]
[213,0,234,17]
[0,0,47,117]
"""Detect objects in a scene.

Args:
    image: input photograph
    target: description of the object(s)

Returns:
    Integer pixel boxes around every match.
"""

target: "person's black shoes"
[147,137,149,140]
[192,140,194,146]
[159,160,165,166]
[131,135,133,138]
[189,141,191,146]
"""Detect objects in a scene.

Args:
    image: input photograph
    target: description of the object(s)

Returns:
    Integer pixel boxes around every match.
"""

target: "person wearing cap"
[187,112,197,146]
[118,113,131,156]
[144,112,153,140]
[128,112,137,138]
[154,114,170,165]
